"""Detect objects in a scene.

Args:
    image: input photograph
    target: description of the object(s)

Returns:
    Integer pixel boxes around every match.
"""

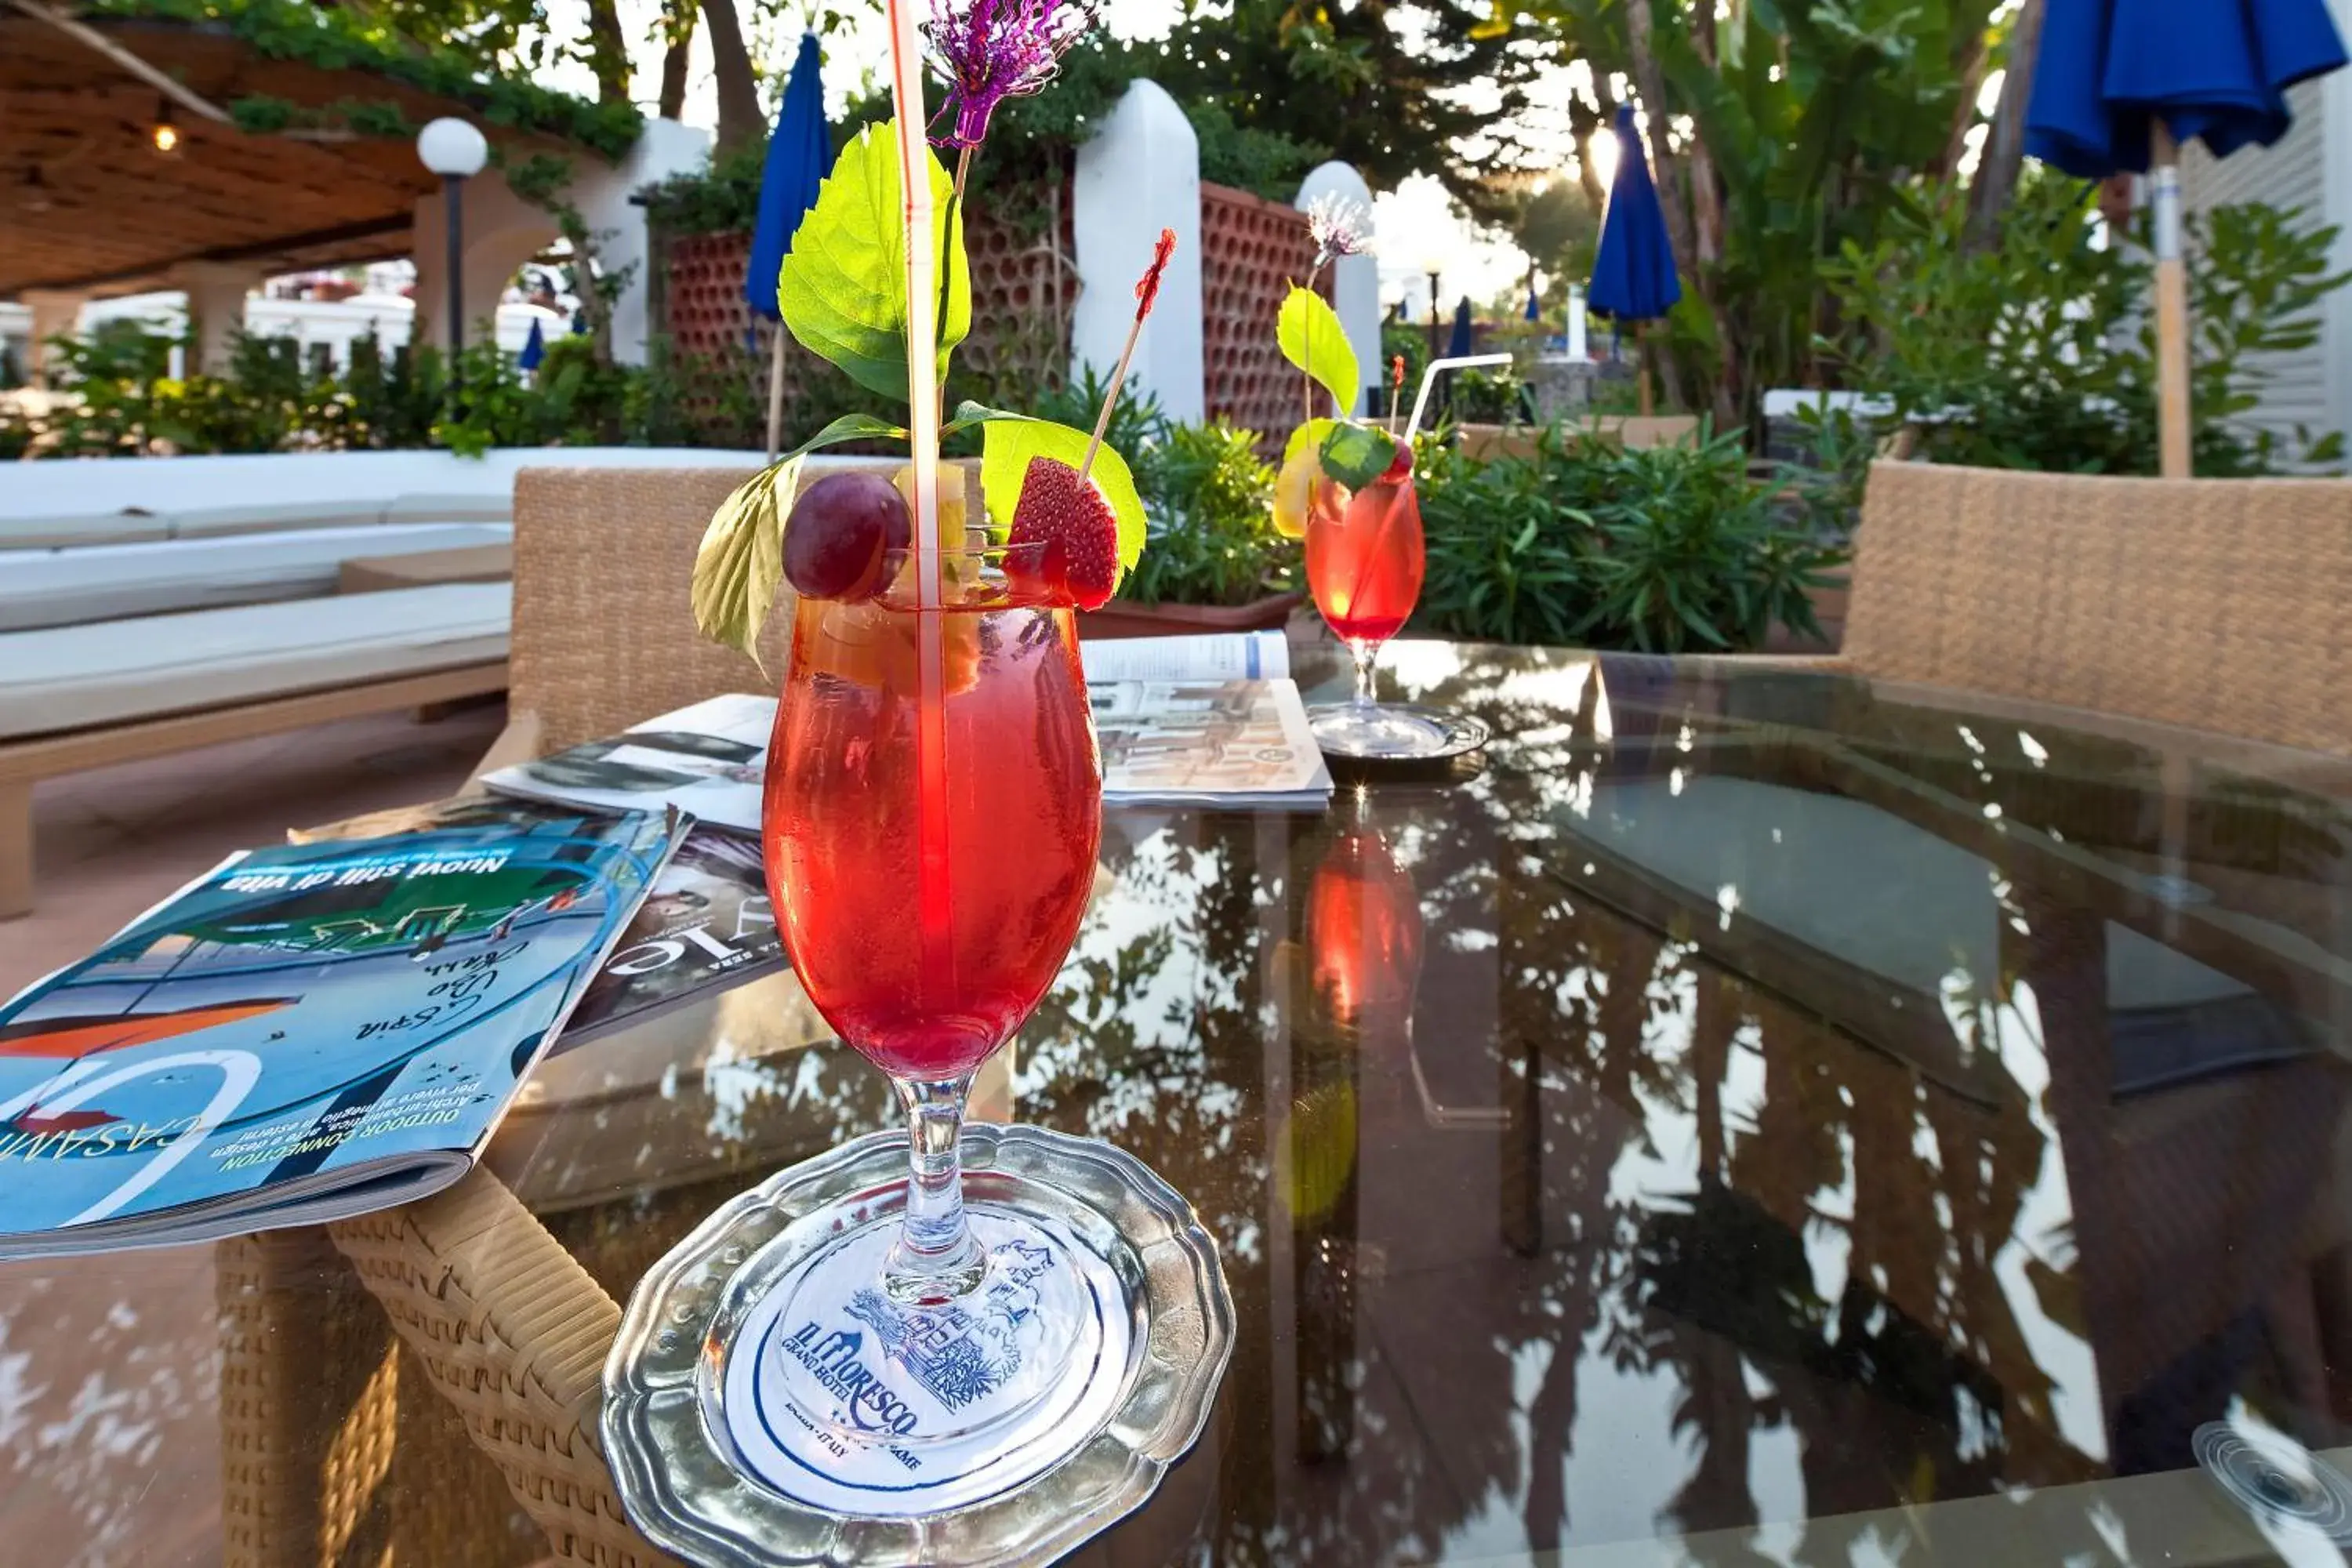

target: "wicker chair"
[1842,459,2352,757]
[508,460,980,755]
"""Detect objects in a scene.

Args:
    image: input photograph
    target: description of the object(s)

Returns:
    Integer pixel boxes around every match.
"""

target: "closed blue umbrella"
[1447,296,1474,359]
[748,31,833,458]
[517,318,546,372]
[1524,284,1541,323]
[2026,0,2345,474]
[1588,103,1681,415]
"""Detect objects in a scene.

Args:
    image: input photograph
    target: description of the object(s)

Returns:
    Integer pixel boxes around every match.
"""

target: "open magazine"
[481,631,1332,820]
[0,808,681,1258]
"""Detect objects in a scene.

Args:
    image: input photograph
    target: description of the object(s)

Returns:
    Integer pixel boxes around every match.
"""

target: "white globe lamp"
[416,118,488,364]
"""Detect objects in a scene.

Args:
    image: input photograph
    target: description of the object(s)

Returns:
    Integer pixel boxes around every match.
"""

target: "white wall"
[2180,74,2337,459]
[1072,79,1206,423]
[409,116,710,368]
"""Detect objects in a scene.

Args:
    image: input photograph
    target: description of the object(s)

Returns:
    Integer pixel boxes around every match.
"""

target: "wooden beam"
[5,0,233,125]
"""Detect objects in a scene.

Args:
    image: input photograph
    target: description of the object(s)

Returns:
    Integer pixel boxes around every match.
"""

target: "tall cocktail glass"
[744,540,1123,1492]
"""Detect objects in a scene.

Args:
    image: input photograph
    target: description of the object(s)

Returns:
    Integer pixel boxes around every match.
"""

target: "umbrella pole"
[764,322,787,465]
[2151,122,2191,478]
[1636,320,1655,417]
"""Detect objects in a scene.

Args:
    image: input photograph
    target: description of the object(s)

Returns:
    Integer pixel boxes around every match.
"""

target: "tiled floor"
[0,702,506,1567]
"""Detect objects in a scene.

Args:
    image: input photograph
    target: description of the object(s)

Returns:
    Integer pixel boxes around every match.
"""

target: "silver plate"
[1308,701,1493,762]
[602,1123,1234,1567]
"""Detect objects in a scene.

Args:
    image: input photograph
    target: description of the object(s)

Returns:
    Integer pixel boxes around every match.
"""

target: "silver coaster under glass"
[1308,700,1491,762]
[603,1123,1234,1567]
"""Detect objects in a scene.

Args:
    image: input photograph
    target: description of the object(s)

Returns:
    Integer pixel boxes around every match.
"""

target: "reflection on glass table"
[13,641,2352,1566]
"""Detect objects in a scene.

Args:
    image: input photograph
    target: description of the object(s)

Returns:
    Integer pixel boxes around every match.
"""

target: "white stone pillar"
[1294,162,1380,417]
[1073,79,1205,423]
[575,118,711,366]
[21,289,86,387]
[172,262,263,375]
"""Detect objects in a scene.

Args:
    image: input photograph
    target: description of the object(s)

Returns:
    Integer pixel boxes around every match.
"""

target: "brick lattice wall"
[1200,181,1324,447]
[658,180,1079,443]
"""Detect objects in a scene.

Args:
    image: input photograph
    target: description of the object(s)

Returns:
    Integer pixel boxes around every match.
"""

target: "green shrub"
[1123,419,1299,607]
[1821,175,2348,475]
[1414,423,1845,653]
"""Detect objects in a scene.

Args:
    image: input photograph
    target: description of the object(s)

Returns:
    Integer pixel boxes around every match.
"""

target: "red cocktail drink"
[1305,475,1425,647]
[763,554,1102,1083]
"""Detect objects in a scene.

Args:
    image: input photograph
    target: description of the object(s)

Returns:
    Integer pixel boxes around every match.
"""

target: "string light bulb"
[151,100,180,155]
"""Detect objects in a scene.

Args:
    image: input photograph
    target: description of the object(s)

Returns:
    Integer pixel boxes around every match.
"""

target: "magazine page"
[0,811,675,1258]
[557,826,786,1050]
[481,693,772,834]
[1079,630,1290,684]
[1093,675,1332,808]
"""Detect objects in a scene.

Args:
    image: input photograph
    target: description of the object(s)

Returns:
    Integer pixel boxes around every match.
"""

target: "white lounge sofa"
[0,584,511,917]
[0,524,512,633]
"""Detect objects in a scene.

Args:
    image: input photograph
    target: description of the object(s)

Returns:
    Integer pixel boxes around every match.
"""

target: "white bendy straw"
[1403,353,1514,446]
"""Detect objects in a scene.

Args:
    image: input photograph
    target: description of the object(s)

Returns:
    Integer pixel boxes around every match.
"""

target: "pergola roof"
[0,13,600,298]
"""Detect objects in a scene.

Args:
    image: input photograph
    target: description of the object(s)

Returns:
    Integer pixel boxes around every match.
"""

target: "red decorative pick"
[1134,226,1178,318]
[1083,227,1179,478]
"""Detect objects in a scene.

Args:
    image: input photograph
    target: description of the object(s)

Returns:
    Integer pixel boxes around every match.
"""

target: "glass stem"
[884,1073,985,1305]
[1350,639,1381,710]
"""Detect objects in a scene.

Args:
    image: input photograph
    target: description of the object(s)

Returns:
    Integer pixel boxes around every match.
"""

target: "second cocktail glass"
[1302,468,1454,758]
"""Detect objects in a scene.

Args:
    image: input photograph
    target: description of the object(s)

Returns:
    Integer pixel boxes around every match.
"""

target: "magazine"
[0,809,682,1258]
[483,693,771,834]
[560,828,783,1048]
[481,632,1332,818]
[298,797,787,1052]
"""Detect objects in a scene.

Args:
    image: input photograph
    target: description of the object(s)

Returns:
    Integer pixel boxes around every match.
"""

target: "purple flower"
[927,0,1097,150]
[1305,193,1373,268]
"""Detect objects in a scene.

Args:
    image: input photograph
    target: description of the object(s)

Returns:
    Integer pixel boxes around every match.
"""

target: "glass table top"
[15,640,2352,1566]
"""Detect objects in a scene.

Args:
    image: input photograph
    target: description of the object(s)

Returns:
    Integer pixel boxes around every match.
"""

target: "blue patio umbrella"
[1525,284,1541,323]
[517,318,546,372]
[747,31,833,458]
[1447,296,1474,358]
[1588,103,1682,415]
[2025,0,2345,474]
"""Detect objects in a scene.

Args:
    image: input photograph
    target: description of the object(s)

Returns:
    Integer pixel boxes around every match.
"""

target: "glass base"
[719,1205,1129,1517]
[604,1123,1234,1567]
[1308,700,1491,762]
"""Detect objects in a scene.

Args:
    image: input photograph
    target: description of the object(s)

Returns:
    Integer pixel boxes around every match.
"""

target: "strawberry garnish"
[1008,456,1120,611]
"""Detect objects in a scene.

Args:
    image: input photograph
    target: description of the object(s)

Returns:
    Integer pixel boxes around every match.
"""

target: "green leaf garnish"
[1318,422,1399,488]
[690,414,911,665]
[1278,285,1359,417]
[975,412,1148,583]
[779,119,971,403]
[691,462,792,672]
[1283,418,1338,473]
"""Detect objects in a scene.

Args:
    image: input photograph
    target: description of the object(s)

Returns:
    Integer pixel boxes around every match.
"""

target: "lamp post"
[1425,268,1442,368]
[415,118,488,370]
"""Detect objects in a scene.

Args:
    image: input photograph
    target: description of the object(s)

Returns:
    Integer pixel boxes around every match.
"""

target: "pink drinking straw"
[884,0,956,993]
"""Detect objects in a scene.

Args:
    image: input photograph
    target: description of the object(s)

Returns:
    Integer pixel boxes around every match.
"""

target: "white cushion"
[0,583,510,741]
[0,525,512,633]
[170,501,387,538]
[380,492,514,526]
[0,511,172,550]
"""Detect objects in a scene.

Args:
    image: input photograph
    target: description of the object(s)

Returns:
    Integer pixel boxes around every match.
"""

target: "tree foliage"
[1507,0,2008,426]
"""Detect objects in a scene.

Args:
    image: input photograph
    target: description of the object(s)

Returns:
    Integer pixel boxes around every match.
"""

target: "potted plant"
[1091,419,1302,639]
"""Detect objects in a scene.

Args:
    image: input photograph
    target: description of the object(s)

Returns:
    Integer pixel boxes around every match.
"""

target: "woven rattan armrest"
[328,1171,682,1568]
